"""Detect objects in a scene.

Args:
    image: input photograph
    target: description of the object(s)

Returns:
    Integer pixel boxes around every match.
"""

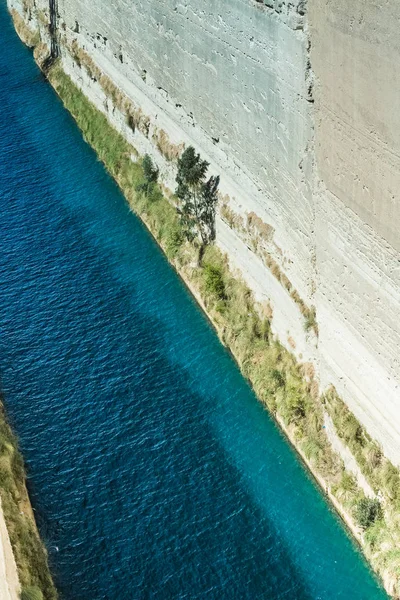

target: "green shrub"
[355,498,383,530]
[270,369,285,389]
[304,306,317,333]
[380,460,400,501]
[20,586,44,600]
[282,385,306,424]
[364,518,386,551]
[203,264,226,300]
[302,439,322,463]
[165,226,184,258]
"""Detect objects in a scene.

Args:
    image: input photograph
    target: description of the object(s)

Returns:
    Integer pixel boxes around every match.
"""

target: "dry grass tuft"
[153,128,185,162]
[247,211,274,242]
[220,201,318,335]
[33,42,50,66]
[11,9,39,48]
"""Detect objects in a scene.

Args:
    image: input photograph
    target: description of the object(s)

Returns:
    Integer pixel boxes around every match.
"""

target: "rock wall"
[310,0,400,463]
[9,0,400,464]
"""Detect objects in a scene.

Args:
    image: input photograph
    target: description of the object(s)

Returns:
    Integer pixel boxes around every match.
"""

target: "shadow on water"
[0,4,388,599]
[0,199,313,598]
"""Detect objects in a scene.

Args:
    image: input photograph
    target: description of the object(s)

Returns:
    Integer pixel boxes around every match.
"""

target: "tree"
[136,154,159,196]
[175,146,219,261]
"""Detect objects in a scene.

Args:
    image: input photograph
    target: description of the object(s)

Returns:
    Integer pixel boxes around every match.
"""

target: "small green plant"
[282,382,307,425]
[165,226,184,259]
[136,154,159,196]
[21,587,44,600]
[270,369,285,389]
[380,460,400,501]
[203,264,226,300]
[304,306,317,333]
[355,498,383,530]
[364,518,386,551]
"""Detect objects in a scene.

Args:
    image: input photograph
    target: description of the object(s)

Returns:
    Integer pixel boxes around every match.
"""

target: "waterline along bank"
[2,2,397,598]
[0,396,56,599]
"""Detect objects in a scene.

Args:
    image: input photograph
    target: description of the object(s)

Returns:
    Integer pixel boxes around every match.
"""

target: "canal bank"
[45,43,399,600]
[0,397,56,599]
[1,2,395,598]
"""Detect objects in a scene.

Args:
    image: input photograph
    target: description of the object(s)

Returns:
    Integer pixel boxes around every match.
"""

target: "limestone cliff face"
[309,0,400,463]
[10,0,400,463]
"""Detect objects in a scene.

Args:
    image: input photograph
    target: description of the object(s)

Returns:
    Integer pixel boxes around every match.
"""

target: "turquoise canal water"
[0,5,389,599]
